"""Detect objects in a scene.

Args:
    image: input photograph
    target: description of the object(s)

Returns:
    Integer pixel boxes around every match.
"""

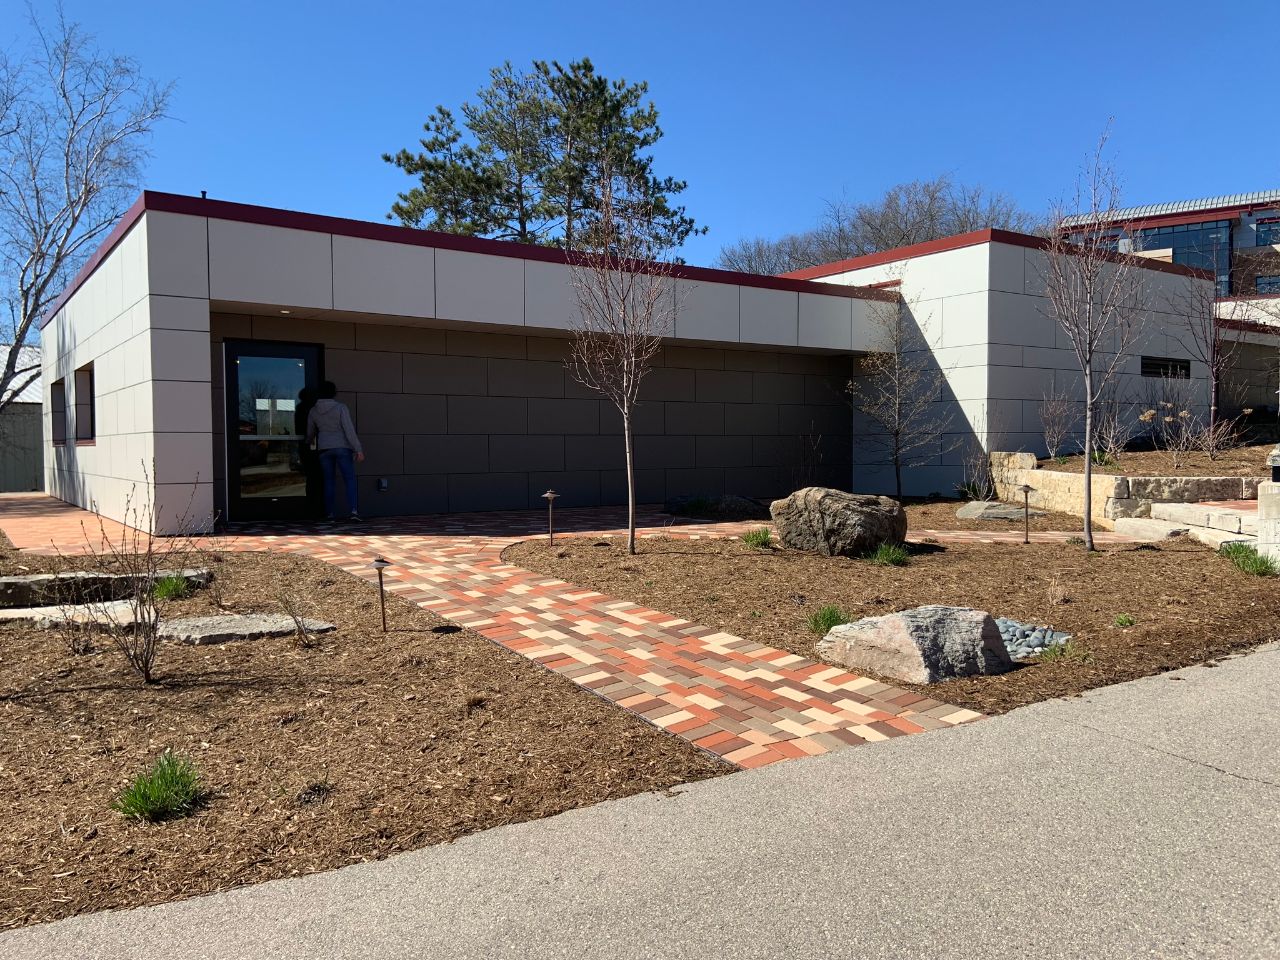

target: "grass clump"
[1038,640,1092,664]
[807,604,850,635]
[1114,613,1136,628]
[741,527,772,550]
[1219,542,1278,577]
[151,574,190,601]
[113,751,205,823]
[865,542,910,567]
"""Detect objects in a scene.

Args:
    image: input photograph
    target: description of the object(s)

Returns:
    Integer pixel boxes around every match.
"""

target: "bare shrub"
[68,470,212,683]
[956,441,996,501]
[1092,387,1136,465]
[278,585,319,649]
[1040,388,1079,459]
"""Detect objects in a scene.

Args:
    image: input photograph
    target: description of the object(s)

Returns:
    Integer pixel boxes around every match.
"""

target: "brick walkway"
[6,494,1142,769]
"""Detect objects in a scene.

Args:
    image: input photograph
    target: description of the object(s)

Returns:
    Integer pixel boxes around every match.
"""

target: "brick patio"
[3,493,1133,769]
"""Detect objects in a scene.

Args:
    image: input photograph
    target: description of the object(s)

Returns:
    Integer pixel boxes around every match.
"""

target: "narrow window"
[1255,275,1280,295]
[74,363,95,441]
[51,378,67,444]
[1140,356,1191,379]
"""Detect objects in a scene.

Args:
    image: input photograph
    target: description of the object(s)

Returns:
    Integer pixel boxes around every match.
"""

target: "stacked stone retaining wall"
[990,452,1267,530]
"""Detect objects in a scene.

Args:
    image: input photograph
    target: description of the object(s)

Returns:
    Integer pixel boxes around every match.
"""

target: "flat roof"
[779,228,1210,281]
[43,191,895,328]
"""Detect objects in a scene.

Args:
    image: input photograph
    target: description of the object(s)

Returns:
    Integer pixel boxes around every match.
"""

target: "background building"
[0,345,44,492]
[1062,190,1280,298]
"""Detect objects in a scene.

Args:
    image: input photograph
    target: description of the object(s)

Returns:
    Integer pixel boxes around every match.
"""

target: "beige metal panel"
[739,286,798,345]
[332,234,435,317]
[435,249,524,326]
[208,219,332,309]
[145,212,209,299]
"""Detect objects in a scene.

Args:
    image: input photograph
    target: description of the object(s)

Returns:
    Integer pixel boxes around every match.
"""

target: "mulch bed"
[903,499,1085,533]
[506,536,1280,718]
[0,542,725,930]
[1045,443,1273,478]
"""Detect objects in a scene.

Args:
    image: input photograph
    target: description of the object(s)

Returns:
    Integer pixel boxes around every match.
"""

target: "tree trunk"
[623,407,636,555]
[893,448,903,499]
[1081,372,1095,552]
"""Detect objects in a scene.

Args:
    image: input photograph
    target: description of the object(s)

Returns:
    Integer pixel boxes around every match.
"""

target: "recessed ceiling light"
[279,309,291,315]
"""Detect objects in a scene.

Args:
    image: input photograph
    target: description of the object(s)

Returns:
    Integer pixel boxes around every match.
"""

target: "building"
[783,229,1280,494]
[39,193,1280,532]
[39,192,895,531]
[1062,189,1280,297]
[0,345,43,492]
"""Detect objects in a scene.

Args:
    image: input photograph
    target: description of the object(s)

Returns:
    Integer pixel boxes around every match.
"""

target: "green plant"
[1038,640,1091,663]
[1091,450,1117,467]
[1066,536,1086,546]
[1053,455,1070,465]
[741,527,772,549]
[1219,542,1278,577]
[151,574,189,600]
[1114,613,1136,628]
[865,542,910,567]
[113,751,204,823]
[807,604,850,635]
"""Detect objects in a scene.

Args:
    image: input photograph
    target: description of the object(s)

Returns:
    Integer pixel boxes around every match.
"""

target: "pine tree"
[384,59,704,251]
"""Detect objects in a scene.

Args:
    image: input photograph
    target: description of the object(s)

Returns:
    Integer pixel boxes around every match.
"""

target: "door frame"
[222,338,325,523]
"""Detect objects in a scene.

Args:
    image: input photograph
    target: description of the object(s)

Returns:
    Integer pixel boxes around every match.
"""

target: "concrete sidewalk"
[4,648,1278,960]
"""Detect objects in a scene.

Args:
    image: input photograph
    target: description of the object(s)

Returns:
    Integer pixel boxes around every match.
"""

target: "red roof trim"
[42,191,893,327]
[780,227,1212,282]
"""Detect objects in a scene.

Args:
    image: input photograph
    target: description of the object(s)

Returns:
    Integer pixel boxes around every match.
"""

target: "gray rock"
[0,599,139,629]
[159,613,335,646]
[770,488,907,557]
[0,568,210,609]
[663,494,770,521]
[955,501,1048,522]
[815,605,1013,684]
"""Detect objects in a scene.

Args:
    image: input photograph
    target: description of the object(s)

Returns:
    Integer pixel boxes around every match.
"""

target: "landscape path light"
[1017,484,1034,545]
[371,556,391,632]
[542,489,559,544]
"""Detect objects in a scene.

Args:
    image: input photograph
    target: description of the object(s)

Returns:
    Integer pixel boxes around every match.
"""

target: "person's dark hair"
[318,380,338,399]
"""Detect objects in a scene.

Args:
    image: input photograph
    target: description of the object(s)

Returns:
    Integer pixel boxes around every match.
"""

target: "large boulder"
[816,605,1013,684]
[769,488,906,556]
[664,493,770,521]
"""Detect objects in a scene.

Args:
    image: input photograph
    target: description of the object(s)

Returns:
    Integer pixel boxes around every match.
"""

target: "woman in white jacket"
[305,380,365,522]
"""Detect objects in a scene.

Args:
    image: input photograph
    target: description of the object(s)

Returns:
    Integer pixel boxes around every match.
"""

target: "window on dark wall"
[74,364,95,441]
[1257,220,1280,247]
[51,379,67,443]
[1255,275,1280,294]
[1140,356,1191,379]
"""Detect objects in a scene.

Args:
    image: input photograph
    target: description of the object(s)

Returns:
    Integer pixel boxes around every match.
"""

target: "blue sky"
[21,0,1280,267]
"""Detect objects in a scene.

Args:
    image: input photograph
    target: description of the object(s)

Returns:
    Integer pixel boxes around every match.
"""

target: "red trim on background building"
[41,191,895,327]
[781,228,1212,282]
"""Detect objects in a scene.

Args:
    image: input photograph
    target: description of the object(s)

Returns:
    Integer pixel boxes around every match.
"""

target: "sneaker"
[348,512,362,523]
[321,516,337,524]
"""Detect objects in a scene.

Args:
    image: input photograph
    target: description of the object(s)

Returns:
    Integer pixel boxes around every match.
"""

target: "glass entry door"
[223,340,323,522]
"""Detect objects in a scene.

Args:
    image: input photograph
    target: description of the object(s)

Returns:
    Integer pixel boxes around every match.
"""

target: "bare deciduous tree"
[847,287,950,498]
[0,9,171,413]
[1041,133,1148,550]
[566,160,681,554]
[717,174,1042,274]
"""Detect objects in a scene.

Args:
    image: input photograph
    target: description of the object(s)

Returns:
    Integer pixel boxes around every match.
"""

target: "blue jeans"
[318,447,357,517]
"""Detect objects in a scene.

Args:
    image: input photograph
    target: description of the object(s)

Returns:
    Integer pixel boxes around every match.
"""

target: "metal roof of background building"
[2,345,41,404]
[1061,189,1280,227]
